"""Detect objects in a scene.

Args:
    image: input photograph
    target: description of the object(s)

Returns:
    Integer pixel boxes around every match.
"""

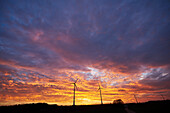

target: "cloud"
[138,67,170,90]
[0,0,170,105]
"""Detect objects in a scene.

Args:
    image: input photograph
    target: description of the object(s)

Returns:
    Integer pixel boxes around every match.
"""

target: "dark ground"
[0,100,169,113]
[127,100,170,113]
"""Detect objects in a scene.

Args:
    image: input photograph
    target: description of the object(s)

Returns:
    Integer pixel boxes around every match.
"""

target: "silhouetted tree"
[113,99,124,104]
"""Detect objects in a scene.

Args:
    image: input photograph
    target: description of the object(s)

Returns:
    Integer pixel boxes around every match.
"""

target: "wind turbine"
[97,84,103,105]
[160,94,165,101]
[71,79,78,106]
[133,94,138,103]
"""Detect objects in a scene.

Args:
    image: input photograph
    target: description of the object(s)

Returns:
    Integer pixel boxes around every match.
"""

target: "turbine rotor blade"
[97,87,102,91]
[75,78,79,83]
[75,84,78,90]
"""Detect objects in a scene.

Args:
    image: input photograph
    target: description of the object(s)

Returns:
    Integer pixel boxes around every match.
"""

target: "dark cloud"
[118,89,126,92]
[138,68,170,90]
[0,0,170,104]
[1,0,170,73]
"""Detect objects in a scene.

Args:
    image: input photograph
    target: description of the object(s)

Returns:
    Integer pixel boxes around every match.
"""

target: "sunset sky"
[0,0,170,106]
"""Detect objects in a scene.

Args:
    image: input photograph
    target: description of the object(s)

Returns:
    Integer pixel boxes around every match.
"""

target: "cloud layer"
[0,0,170,105]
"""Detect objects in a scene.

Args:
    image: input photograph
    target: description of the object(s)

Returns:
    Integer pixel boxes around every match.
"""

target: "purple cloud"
[0,0,170,105]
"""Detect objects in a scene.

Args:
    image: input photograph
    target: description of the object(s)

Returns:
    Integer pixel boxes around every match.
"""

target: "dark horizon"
[0,100,170,113]
[0,99,169,107]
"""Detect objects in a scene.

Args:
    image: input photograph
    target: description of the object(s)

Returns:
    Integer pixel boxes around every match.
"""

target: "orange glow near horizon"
[0,64,169,106]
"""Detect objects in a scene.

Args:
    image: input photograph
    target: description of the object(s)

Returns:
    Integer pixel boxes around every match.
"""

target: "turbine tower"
[71,79,78,106]
[97,84,103,105]
[134,94,138,103]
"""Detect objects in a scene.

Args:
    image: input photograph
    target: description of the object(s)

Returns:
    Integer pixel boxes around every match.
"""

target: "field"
[0,100,169,113]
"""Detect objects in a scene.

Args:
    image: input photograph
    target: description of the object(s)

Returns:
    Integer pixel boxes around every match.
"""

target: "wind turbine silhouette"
[160,94,165,101]
[133,94,138,103]
[97,83,103,105]
[71,79,78,106]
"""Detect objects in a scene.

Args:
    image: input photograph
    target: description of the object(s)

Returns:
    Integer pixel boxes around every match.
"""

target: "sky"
[0,0,170,106]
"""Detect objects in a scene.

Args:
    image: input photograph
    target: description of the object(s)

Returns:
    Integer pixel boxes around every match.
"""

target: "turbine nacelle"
[97,84,103,91]
[71,83,78,90]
